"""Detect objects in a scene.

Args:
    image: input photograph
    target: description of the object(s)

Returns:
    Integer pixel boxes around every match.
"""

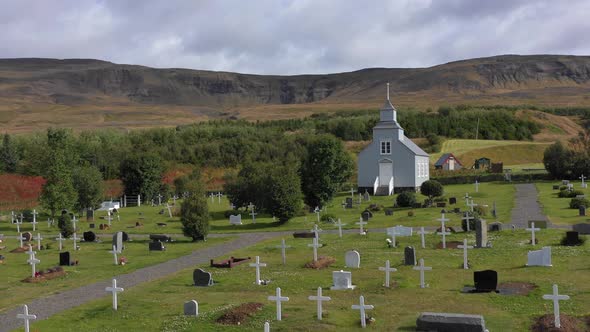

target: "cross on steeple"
[386,82,390,101]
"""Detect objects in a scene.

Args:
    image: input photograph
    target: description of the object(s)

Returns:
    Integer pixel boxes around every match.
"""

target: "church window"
[380,141,391,155]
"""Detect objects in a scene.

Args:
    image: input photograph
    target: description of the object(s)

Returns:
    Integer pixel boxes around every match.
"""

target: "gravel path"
[509,183,551,229]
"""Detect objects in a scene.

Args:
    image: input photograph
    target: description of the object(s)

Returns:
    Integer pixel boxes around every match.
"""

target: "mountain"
[0,55,589,132]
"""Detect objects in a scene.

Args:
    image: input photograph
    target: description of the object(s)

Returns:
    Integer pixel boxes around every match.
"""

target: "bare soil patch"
[304,256,336,269]
[498,282,538,295]
[531,314,590,332]
[216,302,264,325]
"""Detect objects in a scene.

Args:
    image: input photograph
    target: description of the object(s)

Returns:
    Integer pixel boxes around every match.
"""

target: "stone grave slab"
[344,250,360,268]
[193,268,213,286]
[149,241,165,251]
[416,312,487,332]
[404,246,416,266]
[526,246,552,267]
[229,214,242,225]
[330,270,355,290]
[184,300,198,316]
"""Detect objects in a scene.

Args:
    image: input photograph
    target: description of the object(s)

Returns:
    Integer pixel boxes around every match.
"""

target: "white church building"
[357,85,430,195]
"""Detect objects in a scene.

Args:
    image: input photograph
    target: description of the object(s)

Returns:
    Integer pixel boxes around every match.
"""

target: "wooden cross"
[71,215,77,232]
[248,203,257,223]
[457,238,474,269]
[413,258,432,288]
[249,256,267,285]
[72,233,79,250]
[25,244,36,261]
[580,174,587,188]
[17,232,26,248]
[386,227,400,247]
[475,180,479,192]
[308,287,331,320]
[105,278,124,310]
[55,233,64,251]
[314,206,321,223]
[351,295,374,328]
[542,284,570,329]
[378,260,398,288]
[267,287,289,321]
[438,218,451,249]
[464,192,471,205]
[16,305,36,332]
[462,212,474,231]
[15,217,22,233]
[310,224,322,241]
[27,252,40,278]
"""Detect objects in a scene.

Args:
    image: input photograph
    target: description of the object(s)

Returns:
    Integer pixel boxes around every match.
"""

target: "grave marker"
[55,233,64,251]
[248,203,257,223]
[457,239,474,269]
[580,174,587,188]
[249,256,267,285]
[193,268,214,286]
[526,222,540,245]
[345,250,360,268]
[330,270,355,290]
[27,252,40,278]
[31,210,38,231]
[16,305,36,332]
[34,233,42,251]
[404,246,416,266]
[351,295,374,328]
[267,287,289,321]
[356,218,367,235]
[378,260,397,287]
[308,287,331,320]
[417,227,428,249]
[229,214,242,225]
[109,245,120,265]
[475,219,488,248]
[105,278,124,310]
[462,212,474,232]
[72,232,79,250]
[542,284,570,329]
[275,239,290,265]
[413,258,432,288]
[308,237,322,262]
[335,218,346,238]
[527,246,552,267]
[184,300,198,316]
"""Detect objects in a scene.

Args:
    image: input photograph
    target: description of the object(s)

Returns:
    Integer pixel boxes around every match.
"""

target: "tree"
[180,181,209,241]
[120,153,164,201]
[57,211,75,238]
[420,180,444,204]
[543,141,572,179]
[300,135,353,208]
[266,165,302,222]
[0,133,19,172]
[396,191,417,207]
[72,165,105,211]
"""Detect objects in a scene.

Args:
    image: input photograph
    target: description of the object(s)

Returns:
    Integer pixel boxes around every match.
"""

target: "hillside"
[1,55,590,132]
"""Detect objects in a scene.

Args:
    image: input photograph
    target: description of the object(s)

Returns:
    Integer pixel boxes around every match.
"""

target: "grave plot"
[26,229,590,331]
[536,182,590,226]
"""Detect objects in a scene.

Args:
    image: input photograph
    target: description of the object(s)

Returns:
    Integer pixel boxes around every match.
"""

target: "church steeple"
[380,83,397,122]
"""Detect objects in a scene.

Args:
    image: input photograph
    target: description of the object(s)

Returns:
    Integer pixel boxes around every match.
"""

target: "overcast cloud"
[0,0,588,74]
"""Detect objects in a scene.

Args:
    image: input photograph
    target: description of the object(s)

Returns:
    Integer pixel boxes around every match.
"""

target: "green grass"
[536,182,590,225]
[0,236,230,312]
[24,229,590,331]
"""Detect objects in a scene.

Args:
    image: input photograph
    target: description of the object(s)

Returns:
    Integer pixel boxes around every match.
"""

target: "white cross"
[18,232,26,248]
[310,224,322,241]
[314,206,321,223]
[216,192,223,204]
[437,212,450,224]
[71,215,78,231]
[378,260,398,288]
[308,237,323,262]
[526,222,540,245]
[249,256,267,285]
[275,239,291,265]
[25,244,36,261]
[55,233,64,251]
[248,203,257,223]
[417,227,429,249]
[15,217,22,233]
[580,174,587,188]
[467,199,477,212]
[105,278,124,310]
[210,193,215,203]
[356,217,368,235]
[31,211,38,231]
[351,295,374,328]
[109,245,120,265]
[464,193,471,205]
[350,186,356,199]
[267,287,289,321]
[35,233,43,251]
[542,284,570,329]
[308,287,331,320]
[264,321,270,332]
[72,233,79,250]
[166,203,173,218]
[106,212,113,226]
[413,258,432,288]
[335,218,346,238]
[386,228,399,247]
[47,218,53,227]
[475,180,479,192]
[16,304,36,332]
[457,238,474,269]
[462,212,474,232]
[27,252,40,278]
[157,193,163,205]
[11,210,15,224]
[438,220,451,249]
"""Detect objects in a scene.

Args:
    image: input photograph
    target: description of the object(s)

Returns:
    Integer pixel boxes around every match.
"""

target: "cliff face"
[1,55,589,108]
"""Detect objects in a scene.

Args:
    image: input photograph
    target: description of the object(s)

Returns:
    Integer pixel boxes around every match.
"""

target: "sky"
[0,0,589,75]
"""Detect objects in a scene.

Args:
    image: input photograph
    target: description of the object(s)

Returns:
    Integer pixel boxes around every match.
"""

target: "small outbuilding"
[473,157,491,170]
[434,153,463,171]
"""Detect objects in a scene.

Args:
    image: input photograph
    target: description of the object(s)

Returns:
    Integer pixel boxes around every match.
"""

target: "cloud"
[0,0,588,74]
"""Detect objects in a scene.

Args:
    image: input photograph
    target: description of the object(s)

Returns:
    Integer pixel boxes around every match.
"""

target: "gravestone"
[361,211,370,222]
[562,180,570,185]
[527,220,548,229]
[83,231,96,242]
[436,202,446,208]
[193,268,213,286]
[89,223,95,229]
[345,250,360,268]
[473,270,498,292]
[59,251,71,266]
[573,223,590,234]
[475,220,488,248]
[362,191,370,201]
[112,232,124,252]
[22,232,33,242]
[149,234,172,242]
[527,246,552,267]
[86,209,94,221]
[149,241,165,251]
[330,270,355,290]
[579,206,586,216]
[229,214,242,225]
[345,198,353,209]
[404,246,416,266]
[564,231,580,246]
[417,312,487,332]
[488,222,503,232]
[449,197,457,205]
[184,300,198,316]
[384,209,393,216]
[393,225,413,236]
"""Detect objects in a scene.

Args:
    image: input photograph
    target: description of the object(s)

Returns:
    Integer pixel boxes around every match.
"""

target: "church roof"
[381,99,396,111]
[374,121,403,130]
[400,136,429,157]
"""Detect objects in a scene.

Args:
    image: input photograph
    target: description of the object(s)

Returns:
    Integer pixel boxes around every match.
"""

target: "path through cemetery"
[510,183,551,229]
[0,231,292,332]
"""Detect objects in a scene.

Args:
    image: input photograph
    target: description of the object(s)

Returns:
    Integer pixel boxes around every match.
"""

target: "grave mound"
[497,282,538,295]
[304,256,336,269]
[436,241,463,249]
[10,245,32,253]
[22,266,66,283]
[216,302,264,325]
[531,314,589,332]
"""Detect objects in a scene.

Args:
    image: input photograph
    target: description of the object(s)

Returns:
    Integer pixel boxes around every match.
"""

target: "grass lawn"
[432,139,550,166]
[536,182,590,226]
[24,229,590,331]
[0,236,231,313]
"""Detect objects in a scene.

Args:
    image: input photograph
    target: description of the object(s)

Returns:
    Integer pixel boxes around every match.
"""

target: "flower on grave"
[119,257,127,265]
[34,271,41,278]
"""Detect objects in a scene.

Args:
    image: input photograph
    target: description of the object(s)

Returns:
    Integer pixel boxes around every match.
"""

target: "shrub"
[396,191,417,207]
[461,211,479,231]
[559,185,567,191]
[407,211,415,217]
[569,197,590,209]
[180,191,209,241]
[420,180,444,204]
[473,205,488,216]
[320,213,337,223]
[57,212,74,238]
[558,190,574,198]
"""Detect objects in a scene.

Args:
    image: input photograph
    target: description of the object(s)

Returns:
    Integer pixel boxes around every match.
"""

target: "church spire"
[387,82,390,101]
[380,83,397,122]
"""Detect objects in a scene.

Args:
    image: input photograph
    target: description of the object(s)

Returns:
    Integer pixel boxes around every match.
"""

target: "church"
[357,84,430,195]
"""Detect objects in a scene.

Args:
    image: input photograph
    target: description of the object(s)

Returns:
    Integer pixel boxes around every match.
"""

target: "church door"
[379,159,393,186]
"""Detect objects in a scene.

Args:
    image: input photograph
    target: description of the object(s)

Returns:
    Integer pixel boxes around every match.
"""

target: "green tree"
[180,180,209,241]
[120,153,164,201]
[300,135,353,208]
[267,165,302,222]
[543,141,571,179]
[420,180,444,204]
[72,165,105,211]
[0,134,19,172]
[57,211,75,238]
[396,191,417,207]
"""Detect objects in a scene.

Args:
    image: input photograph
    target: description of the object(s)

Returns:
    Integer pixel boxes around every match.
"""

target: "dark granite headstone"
[86,209,94,221]
[474,270,498,292]
[417,312,487,332]
[436,202,446,208]
[59,251,71,266]
[149,241,165,251]
[361,211,370,222]
[193,268,213,286]
[404,246,416,266]
[573,223,590,234]
[488,222,503,232]
[83,231,96,242]
[362,209,373,218]
[22,232,33,242]
[89,223,95,229]
[453,207,461,213]
[449,197,457,205]
[475,220,488,247]
[122,232,129,242]
[579,206,586,216]
[345,197,353,208]
[385,209,393,216]
[565,231,580,246]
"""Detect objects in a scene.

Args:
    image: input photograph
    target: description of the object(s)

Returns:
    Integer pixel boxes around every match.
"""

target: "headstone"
[184,300,198,316]
[83,231,96,242]
[345,197,353,209]
[562,179,569,185]
[149,241,165,251]
[488,222,503,232]
[579,206,586,216]
[22,232,33,242]
[361,211,370,222]
[416,312,487,332]
[89,223,95,229]
[564,231,580,246]
[404,246,416,266]
[393,225,413,236]
[449,197,457,205]
[572,223,590,234]
[345,250,360,268]
[86,209,94,221]
[193,268,213,286]
[436,202,446,208]
[473,270,498,292]
[362,191,370,201]
[527,246,552,267]
[330,270,355,290]
[112,232,124,252]
[384,209,393,216]
[149,234,172,242]
[475,220,488,248]
[59,251,71,266]
[229,214,242,225]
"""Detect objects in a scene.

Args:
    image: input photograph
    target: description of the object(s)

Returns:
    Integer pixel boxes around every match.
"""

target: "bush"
[420,180,444,203]
[396,191,417,207]
[569,197,590,209]
[180,191,209,241]
[320,213,337,223]
[559,185,567,191]
[473,205,488,216]
[407,211,415,217]
[461,211,480,231]
[559,189,583,198]
[57,212,74,238]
